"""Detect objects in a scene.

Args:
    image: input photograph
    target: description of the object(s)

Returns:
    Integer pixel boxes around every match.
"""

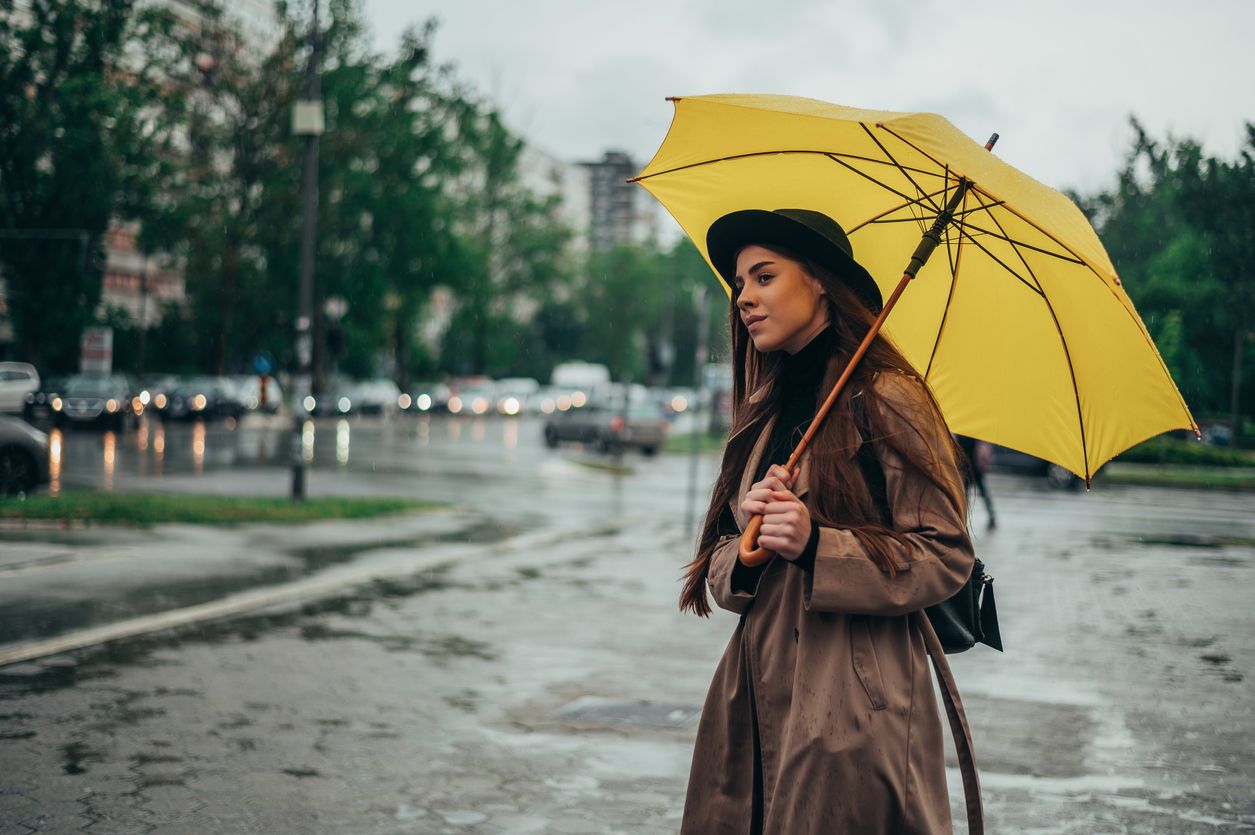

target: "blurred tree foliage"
[0,0,791,395]
[0,0,177,370]
[1081,120,1255,440]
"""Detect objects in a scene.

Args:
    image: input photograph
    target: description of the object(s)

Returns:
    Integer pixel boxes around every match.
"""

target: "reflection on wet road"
[44,413,559,490]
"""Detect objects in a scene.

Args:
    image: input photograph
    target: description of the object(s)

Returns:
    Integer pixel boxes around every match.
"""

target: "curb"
[0,516,637,668]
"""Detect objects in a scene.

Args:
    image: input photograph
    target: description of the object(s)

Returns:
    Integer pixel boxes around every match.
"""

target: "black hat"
[706,208,882,313]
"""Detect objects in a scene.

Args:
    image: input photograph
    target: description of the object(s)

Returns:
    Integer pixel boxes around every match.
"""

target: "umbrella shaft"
[906,179,972,277]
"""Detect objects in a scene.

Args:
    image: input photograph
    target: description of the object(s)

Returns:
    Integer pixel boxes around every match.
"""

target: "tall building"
[519,143,591,257]
[580,151,658,252]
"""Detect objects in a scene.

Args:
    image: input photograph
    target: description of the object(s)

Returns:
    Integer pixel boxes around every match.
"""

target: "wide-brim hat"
[706,208,883,313]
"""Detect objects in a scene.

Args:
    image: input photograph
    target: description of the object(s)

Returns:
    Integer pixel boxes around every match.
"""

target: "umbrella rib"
[628,149,943,183]
[924,192,969,380]
[821,153,932,215]
[969,185,1197,440]
[846,185,952,235]
[875,124,955,178]
[859,123,942,213]
[971,189,1092,481]
[953,227,1043,297]
[956,219,1085,264]
[877,127,1103,267]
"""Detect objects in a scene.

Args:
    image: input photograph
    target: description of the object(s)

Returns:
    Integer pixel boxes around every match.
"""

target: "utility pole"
[685,285,710,533]
[291,0,323,501]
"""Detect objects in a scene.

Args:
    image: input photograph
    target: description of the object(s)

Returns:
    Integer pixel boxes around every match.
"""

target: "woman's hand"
[741,464,812,560]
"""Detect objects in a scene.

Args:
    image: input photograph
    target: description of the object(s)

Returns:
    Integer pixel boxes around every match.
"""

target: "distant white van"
[550,361,610,391]
[0,363,39,414]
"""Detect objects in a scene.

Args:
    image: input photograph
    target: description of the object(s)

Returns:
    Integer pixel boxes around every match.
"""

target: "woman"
[679,209,977,834]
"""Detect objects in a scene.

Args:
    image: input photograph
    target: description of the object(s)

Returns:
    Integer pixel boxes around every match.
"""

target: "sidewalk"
[1,482,1253,833]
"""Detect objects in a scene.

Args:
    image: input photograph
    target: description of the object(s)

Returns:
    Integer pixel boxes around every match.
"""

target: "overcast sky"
[360,0,1253,197]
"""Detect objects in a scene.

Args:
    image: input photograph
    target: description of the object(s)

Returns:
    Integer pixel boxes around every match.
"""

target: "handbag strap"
[855,390,984,832]
[916,610,984,835]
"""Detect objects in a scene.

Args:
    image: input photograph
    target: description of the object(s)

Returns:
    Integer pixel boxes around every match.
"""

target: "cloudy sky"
[360,0,1253,197]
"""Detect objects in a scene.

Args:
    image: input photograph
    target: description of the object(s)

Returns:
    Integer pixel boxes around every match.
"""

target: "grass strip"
[664,431,729,455]
[0,492,439,526]
[573,459,635,476]
[1100,464,1255,492]
[1117,436,1255,468]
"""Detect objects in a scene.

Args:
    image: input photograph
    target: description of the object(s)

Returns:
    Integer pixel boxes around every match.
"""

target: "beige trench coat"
[681,372,975,835]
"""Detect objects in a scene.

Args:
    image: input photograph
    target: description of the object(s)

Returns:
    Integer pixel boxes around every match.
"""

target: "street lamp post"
[685,285,710,533]
[290,0,324,502]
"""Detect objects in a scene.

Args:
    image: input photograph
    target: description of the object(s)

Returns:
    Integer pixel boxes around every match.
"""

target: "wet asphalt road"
[1,414,1254,833]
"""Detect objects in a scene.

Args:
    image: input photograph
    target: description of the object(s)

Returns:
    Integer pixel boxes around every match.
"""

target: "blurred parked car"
[989,445,1081,489]
[135,374,180,415]
[349,379,403,416]
[0,415,49,496]
[51,374,136,430]
[448,388,495,416]
[0,362,40,413]
[404,381,452,413]
[543,400,669,456]
[161,377,245,421]
[23,375,66,423]
[495,377,540,415]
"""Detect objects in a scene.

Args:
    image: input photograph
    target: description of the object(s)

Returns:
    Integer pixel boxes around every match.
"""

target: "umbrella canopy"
[632,94,1196,481]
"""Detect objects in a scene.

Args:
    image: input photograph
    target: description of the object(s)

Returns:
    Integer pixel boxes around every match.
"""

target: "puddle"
[0,561,482,698]
[0,521,521,646]
[548,696,701,731]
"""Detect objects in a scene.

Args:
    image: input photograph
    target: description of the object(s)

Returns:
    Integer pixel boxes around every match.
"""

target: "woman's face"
[733,245,829,354]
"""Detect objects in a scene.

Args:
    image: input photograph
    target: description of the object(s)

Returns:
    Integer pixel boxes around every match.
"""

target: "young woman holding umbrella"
[680,208,978,834]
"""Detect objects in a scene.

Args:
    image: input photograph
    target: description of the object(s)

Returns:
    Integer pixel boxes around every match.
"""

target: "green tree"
[0,0,176,371]
[1086,120,1255,440]
[440,109,574,378]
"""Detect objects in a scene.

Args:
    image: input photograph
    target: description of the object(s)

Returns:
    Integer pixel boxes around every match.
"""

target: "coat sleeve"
[707,532,769,615]
[803,372,975,616]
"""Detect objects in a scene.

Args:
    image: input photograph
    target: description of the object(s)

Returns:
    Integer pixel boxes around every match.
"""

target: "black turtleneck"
[727,326,833,591]
[754,324,837,485]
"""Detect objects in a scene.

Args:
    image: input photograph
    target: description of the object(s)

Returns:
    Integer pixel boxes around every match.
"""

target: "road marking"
[0,516,639,668]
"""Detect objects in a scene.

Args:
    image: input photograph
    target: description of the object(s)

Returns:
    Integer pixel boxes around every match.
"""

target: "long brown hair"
[679,245,968,616]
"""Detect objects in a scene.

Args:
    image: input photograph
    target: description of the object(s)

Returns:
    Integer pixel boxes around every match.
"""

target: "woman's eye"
[757,273,773,284]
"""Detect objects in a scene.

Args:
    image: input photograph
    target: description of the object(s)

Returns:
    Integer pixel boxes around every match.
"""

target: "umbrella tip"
[984,133,1000,152]
[666,96,682,102]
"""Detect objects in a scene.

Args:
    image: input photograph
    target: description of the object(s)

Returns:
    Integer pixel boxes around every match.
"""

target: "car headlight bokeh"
[51,397,63,412]
[417,393,432,411]
[105,399,119,413]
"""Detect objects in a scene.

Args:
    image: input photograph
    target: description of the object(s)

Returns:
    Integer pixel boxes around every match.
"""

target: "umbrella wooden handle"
[738,513,773,565]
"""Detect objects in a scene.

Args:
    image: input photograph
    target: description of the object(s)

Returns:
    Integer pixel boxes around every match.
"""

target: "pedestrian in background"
[679,209,978,834]
[956,434,997,530]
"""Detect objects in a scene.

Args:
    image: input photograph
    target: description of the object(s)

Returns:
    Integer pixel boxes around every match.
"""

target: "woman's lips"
[745,316,766,330]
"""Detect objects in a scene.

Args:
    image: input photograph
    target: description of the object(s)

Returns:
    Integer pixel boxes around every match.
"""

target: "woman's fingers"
[750,476,789,495]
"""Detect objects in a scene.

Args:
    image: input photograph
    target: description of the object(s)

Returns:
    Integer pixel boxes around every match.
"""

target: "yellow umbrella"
[633,94,1196,484]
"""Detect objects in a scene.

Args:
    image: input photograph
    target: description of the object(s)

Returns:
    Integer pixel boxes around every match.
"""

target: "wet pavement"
[2,413,1254,832]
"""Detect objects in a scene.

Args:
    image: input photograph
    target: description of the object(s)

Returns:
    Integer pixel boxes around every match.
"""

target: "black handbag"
[851,393,1003,654]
